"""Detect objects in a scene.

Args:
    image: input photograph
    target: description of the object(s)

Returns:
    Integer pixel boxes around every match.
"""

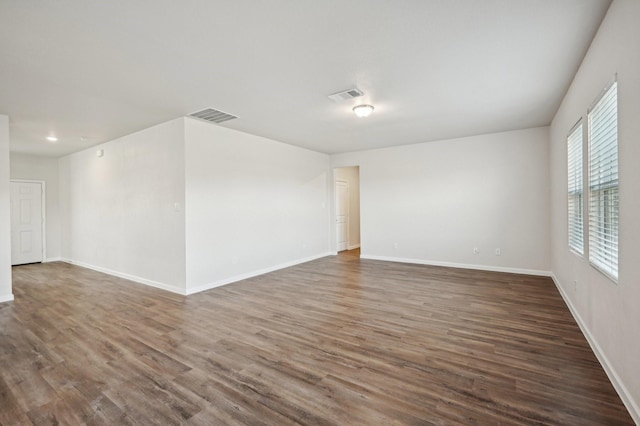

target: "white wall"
[549,0,640,421]
[60,118,186,293]
[332,127,550,274]
[10,154,61,261]
[334,166,360,250]
[0,115,12,303]
[185,118,330,293]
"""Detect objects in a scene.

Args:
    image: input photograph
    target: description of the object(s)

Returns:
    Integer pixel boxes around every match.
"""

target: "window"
[588,81,618,281]
[567,121,583,254]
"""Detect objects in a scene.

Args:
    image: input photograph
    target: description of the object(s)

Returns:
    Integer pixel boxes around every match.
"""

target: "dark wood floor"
[0,250,633,425]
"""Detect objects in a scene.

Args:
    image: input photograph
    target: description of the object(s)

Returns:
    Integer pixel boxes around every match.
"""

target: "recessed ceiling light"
[353,104,374,118]
[46,135,58,142]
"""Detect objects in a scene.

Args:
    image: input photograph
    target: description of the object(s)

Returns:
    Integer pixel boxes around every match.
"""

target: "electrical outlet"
[232,256,238,265]
[473,247,479,255]
[495,248,501,256]
[393,243,399,249]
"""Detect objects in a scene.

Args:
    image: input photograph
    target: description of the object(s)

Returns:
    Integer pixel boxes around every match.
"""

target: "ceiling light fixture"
[46,135,58,142]
[352,104,374,118]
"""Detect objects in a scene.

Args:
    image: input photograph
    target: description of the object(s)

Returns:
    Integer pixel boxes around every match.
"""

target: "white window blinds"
[588,81,618,280]
[567,122,583,254]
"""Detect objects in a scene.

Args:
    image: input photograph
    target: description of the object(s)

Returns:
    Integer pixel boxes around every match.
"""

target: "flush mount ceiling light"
[46,135,58,142]
[352,104,374,118]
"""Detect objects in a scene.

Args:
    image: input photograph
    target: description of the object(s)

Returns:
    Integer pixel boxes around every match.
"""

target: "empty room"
[0,1,638,424]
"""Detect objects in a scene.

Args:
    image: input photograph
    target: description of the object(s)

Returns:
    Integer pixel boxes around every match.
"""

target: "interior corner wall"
[549,0,640,421]
[184,118,331,294]
[334,166,360,250]
[59,118,187,294]
[10,153,61,261]
[0,115,12,303]
[331,127,550,274]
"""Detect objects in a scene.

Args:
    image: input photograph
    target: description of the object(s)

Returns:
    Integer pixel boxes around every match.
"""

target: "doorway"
[10,180,45,265]
[335,180,349,251]
[334,166,360,253]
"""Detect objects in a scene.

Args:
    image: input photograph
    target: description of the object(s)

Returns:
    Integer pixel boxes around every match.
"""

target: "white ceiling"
[0,0,611,157]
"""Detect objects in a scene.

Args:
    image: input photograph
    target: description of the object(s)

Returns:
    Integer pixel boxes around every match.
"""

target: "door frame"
[10,179,47,263]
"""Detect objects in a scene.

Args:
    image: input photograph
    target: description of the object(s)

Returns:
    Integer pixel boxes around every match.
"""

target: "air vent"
[327,87,364,102]
[188,108,238,124]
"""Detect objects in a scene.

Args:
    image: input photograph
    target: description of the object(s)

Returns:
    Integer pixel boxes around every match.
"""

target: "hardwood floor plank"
[175,368,298,426]
[0,375,29,425]
[0,251,633,424]
[1,357,59,414]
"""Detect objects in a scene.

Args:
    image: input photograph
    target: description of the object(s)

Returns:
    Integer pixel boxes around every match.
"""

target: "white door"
[10,181,44,265]
[335,180,349,252]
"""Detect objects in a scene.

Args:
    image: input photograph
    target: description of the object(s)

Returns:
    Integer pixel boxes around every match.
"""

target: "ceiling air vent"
[327,87,364,102]
[188,108,238,124]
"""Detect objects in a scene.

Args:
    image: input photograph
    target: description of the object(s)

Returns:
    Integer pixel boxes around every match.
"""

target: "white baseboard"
[61,252,334,297]
[44,257,62,263]
[359,254,552,277]
[348,244,361,250]
[550,273,639,424]
[0,294,14,304]
[186,252,333,295]
[61,258,186,295]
